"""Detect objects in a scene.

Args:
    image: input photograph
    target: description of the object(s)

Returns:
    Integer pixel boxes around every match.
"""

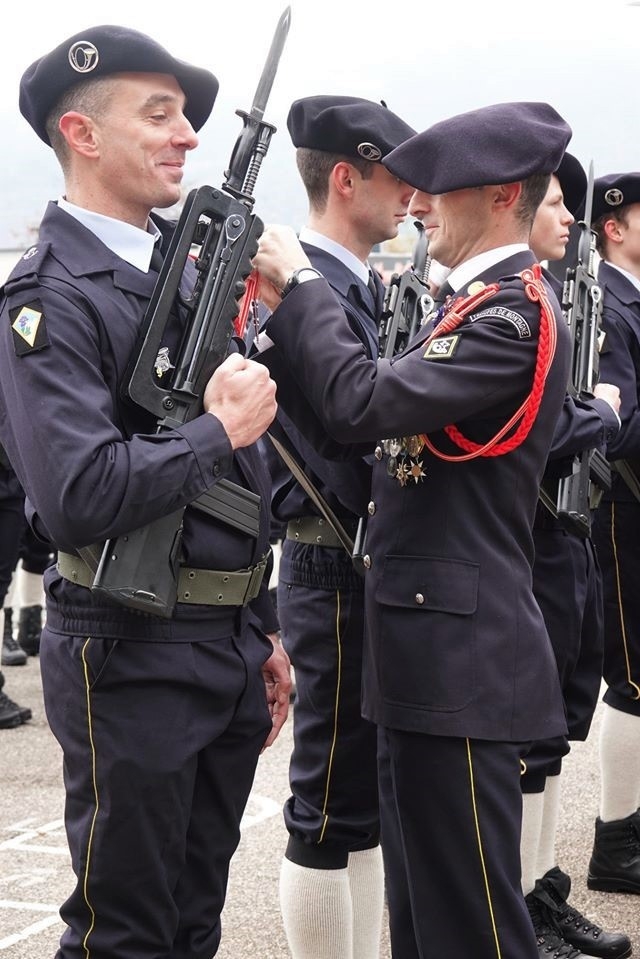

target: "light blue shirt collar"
[447,244,529,292]
[299,226,371,286]
[57,197,162,273]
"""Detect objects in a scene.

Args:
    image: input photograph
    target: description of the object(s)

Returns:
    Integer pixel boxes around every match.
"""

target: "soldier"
[587,172,640,896]
[259,95,415,959]
[253,101,576,959]
[523,156,630,958]
[0,24,290,959]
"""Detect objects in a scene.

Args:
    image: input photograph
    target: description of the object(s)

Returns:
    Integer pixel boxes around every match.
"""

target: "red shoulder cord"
[418,264,557,461]
[234,272,261,339]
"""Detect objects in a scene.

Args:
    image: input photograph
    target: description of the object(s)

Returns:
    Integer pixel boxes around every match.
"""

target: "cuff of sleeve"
[178,414,234,486]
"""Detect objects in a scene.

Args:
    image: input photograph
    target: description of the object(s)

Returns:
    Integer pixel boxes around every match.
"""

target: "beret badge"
[68,40,100,74]
[357,142,382,161]
[604,188,624,207]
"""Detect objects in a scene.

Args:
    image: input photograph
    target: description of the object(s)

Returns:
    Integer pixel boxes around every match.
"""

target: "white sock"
[279,857,353,959]
[521,790,544,895]
[537,774,562,878]
[347,846,385,959]
[4,571,17,610]
[18,568,45,608]
[599,703,640,822]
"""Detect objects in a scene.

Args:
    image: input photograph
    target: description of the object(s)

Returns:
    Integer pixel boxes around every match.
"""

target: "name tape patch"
[471,306,531,338]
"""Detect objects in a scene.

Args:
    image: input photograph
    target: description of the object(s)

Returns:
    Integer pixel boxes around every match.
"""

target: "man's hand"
[594,382,621,417]
[252,225,313,311]
[204,354,277,448]
[261,632,292,750]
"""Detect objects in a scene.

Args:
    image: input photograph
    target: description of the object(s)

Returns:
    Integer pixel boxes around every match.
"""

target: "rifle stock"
[90,8,291,617]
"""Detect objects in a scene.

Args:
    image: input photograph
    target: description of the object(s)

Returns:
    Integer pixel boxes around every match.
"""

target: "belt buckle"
[245,554,267,603]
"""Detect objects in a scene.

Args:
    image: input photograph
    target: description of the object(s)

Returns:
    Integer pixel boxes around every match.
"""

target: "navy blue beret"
[554,152,587,218]
[383,101,572,193]
[287,95,416,161]
[20,24,219,146]
[592,173,640,222]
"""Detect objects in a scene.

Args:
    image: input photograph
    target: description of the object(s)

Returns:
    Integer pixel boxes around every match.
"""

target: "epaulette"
[2,242,53,297]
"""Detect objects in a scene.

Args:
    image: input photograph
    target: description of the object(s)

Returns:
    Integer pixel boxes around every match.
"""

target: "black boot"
[540,866,631,958]
[0,671,32,727]
[17,604,42,656]
[588,811,640,894]
[1,608,27,666]
[525,884,585,958]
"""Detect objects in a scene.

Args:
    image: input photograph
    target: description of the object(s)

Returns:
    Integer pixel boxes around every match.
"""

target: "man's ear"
[603,216,625,245]
[58,111,99,158]
[493,181,522,210]
[331,161,356,199]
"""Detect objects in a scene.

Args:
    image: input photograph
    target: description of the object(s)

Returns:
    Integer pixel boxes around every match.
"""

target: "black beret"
[592,173,640,222]
[287,95,416,162]
[20,24,219,146]
[383,101,572,193]
[554,152,587,219]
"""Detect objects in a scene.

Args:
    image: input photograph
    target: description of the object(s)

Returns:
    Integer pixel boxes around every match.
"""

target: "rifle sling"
[267,430,355,555]
[613,460,640,504]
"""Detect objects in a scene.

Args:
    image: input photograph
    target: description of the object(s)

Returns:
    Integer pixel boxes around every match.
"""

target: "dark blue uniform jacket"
[262,251,572,742]
[0,202,276,640]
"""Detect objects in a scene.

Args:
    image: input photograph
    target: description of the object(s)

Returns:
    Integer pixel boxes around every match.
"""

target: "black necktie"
[367,270,378,299]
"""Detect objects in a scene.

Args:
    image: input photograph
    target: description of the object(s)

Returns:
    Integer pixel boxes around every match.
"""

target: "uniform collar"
[57,197,162,273]
[299,226,370,286]
[447,244,529,293]
[601,260,640,297]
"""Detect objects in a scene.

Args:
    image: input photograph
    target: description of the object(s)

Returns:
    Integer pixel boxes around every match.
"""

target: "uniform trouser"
[41,624,271,959]
[592,499,640,715]
[379,728,538,959]
[522,529,603,791]
[0,486,25,605]
[277,570,379,866]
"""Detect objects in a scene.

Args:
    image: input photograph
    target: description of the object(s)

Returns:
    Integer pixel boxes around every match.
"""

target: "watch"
[280,267,323,299]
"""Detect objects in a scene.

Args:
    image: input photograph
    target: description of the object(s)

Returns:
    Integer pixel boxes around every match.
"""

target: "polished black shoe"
[588,811,640,894]
[2,608,27,666]
[17,604,42,656]
[540,867,632,958]
[0,689,23,728]
[525,886,585,958]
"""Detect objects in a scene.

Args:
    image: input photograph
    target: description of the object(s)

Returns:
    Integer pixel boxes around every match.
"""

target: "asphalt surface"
[0,657,638,958]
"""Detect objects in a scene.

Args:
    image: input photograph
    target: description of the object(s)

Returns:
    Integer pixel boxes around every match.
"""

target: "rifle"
[90,8,291,617]
[555,161,611,537]
[377,220,435,359]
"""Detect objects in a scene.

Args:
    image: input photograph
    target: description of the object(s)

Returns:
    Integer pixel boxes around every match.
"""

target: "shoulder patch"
[423,334,460,360]
[470,306,531,338]
[9,300,50,355]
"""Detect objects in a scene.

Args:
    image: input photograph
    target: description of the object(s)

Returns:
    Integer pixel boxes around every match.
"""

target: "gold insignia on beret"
[423,334,460,360]
[357,142,382,161]
[604,188,624,207]
[12,306,42,347]
[467,281,486,295]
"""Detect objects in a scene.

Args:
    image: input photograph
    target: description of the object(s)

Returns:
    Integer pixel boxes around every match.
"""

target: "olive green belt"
[57,551,268,607]
[286,516,344,549]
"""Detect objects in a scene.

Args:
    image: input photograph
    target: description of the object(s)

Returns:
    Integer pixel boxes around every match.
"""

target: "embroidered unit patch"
[423,334,460,360]
[9,301,49,355]
[471,306,531,338]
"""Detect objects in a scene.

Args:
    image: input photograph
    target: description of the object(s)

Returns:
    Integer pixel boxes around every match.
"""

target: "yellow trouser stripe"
[318,590,343,842]
[80,638,99,957]
[611,503,640,699]
[465,738,502,959]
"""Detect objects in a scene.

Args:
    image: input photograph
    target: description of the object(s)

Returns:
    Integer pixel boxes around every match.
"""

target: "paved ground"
[0,659,638,958]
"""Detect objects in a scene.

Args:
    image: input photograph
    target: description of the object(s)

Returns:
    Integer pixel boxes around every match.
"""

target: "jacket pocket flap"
[375,555,479,615]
